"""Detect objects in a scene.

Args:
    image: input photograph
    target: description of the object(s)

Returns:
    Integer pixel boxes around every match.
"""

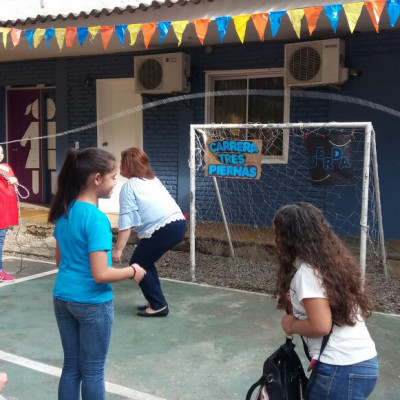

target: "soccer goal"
[189,122,387,282]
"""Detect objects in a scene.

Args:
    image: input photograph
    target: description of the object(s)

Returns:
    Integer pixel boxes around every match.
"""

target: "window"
[206,69,290,163]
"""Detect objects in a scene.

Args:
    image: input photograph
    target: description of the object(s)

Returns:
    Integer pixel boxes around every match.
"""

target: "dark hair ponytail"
[48,147,115,222]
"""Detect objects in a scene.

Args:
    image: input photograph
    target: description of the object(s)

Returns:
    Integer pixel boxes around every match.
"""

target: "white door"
[96,78,143,213]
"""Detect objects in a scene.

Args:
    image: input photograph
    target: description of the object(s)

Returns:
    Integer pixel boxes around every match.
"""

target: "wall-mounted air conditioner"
[284,38,349,87]
[134,52,190,94]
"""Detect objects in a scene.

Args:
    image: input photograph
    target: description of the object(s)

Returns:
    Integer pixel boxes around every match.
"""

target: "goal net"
[189,122,386,282]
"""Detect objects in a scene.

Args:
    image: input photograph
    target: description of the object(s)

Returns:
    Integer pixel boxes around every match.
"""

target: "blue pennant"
[44,28,55,49]
[324,4,343,33]
[77,27,89,47]
[269,11,285,38]
[215,16,231,42]
[115,24,127,47]
[158,21,171,44]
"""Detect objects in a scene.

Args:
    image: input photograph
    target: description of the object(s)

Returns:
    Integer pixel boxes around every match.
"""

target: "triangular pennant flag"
[251,13,268,41]
[171,20,188,46]
[88,26,100,40]
[304,7,323,35]
[65,27,77,48]
[33,28,45,48]
[77,27,89,46]
[158,21,171,44]
[192,19,210,45]
[269,11,285,38]
[343,2,364,33]
[365,0,386,33]
[387,0,400,27]
[0,28,11,48]
[287,9,305,39]
[215,16,231,42]
[100,26,114,50]
[115,24,127,47]
[141,23,157,49]
[44,28,55,49]
[232,15,250,43]
[324,4,343,33]
[127,24,141,46]
[25,29,35,49]
[55,28,66,51]
[11,28,22,47]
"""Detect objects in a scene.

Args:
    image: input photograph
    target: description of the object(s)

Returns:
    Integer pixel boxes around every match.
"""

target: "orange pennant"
[100,26,114,50]
[11,28,22,47]
[192,19,210,45]
[251,13,268,41]
[141,23,157,49]
[65,27,77,47]
[365,0,386,33]
[304,6,323,36]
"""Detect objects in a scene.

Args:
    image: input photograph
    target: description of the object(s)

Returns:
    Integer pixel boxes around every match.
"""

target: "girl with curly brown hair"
[273,202,378,400]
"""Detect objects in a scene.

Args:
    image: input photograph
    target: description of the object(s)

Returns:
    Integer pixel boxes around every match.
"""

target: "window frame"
[205,68,290,164]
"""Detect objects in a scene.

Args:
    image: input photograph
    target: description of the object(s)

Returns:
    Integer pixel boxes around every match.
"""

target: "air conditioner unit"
[284,38,349,87]
[134,52,190,94]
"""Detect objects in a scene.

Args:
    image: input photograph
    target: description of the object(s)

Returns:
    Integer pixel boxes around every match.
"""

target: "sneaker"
[0,270,15,282]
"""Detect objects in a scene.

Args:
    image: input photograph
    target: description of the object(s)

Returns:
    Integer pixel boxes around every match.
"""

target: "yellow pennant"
[0,28,11,48]
[127,24,141,46]
[171,20,188,46]
[33,28,46,48]
[343,2,364,33]
[287,9,305,38]
[232,15,250,43]
[55,28,66,51]
[88,26,100,41]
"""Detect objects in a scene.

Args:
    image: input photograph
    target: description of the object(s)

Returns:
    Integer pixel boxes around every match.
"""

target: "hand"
[112,248,122,263]
[281,314,297,335]
[132,263,146,284]
[7,177,18,185]
[0,372,8,393]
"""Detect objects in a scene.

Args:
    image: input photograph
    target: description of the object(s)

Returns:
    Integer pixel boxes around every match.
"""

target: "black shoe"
[137,304,149,311]
[137,306,169,317]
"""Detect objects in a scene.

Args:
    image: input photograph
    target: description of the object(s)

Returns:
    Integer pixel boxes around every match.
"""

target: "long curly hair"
[273,202,372,326]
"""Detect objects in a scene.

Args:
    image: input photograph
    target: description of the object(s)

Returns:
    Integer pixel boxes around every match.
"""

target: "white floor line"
[0,350,166,400]
[0,394,7,400]
[4,256,57,265]
[0,270,58,287]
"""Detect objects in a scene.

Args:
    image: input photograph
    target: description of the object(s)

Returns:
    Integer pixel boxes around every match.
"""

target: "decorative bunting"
[343,3,364,33]
[287,9,305,38]
[44,28,55,49]
[65,27,77,48]
[304,7,323,35]
[127,24,141,46]
[269,11,286,38]
[215,16,231,42]
[33,28,45,48]
[141,23,157,49]
[324,4,343,33]
[365,0,386,32]
[0,28,11,48]
[192,19,210,45]
[77,27,89,46]
[55,28,66,51]
[115,25,127,47]
[88,26,100,40]
[100,26,114,50]
[25,29,35,49]
[158,21,171,44]
[232,15,250,43]
[11,28,22,47]
[251,13,268,41]
[171,20,189,46]
[387,0,400,27]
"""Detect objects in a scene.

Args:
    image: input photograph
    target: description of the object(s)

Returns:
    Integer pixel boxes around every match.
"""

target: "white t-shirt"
[290,259,377,365]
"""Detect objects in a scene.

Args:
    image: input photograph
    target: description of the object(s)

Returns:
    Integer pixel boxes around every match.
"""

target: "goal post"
[189,122,387,283]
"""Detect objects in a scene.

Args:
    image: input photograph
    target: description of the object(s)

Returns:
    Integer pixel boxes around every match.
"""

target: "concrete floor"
[0,257,399,400]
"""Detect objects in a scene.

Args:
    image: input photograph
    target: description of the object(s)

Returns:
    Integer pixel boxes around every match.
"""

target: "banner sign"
[205,139,262,179]
[303,133,353,185]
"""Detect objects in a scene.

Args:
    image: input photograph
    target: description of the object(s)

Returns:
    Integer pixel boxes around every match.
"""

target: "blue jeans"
[308,357,379,400]
[130,219,186,310]
[0,228,7,270]
[53,298,114,400]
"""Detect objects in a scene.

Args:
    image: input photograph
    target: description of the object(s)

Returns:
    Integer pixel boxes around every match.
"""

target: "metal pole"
[360,123,372,285]
[189,125,196,282]
[371,129,388,277]
[198,129,235,259]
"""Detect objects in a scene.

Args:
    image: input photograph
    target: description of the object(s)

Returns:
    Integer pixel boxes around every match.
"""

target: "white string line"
[1,89,400,147]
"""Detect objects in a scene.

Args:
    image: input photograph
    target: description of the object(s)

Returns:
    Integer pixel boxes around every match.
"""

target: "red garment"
[0,163,19,229]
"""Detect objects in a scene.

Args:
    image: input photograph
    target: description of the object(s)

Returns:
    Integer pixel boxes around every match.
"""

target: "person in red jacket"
[0,145,19,281]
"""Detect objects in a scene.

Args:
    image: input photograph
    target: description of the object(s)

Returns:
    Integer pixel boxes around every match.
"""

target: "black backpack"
[245,336,308,400]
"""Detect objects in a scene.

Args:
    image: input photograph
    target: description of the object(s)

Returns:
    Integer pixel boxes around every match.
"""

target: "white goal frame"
[189,122,387,283]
